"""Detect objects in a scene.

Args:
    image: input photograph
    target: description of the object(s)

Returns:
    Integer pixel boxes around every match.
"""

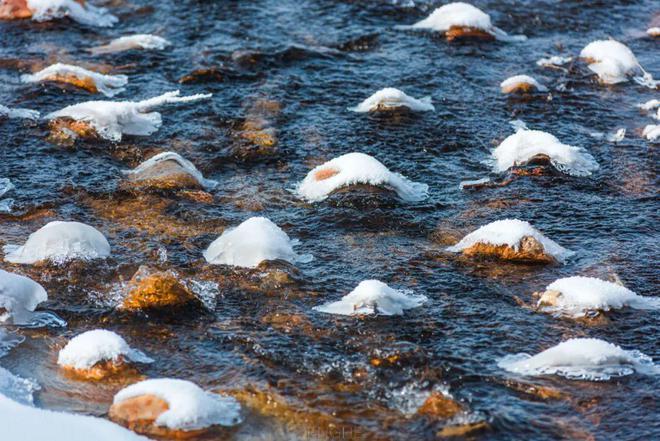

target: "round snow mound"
[58,330,153,370]
[0,269,48,324]
[349,88,434,112]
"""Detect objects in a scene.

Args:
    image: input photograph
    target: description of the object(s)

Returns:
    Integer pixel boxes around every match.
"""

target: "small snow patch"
[0,269,48,325]
[349,88,434,112]
[58,330,153,370]
[536,56,572,68]
[580,40,657,88]
[21,63,128,97]
[91,34,171,55]
[642,124,660,142]
[27,0,118,27]
[500,75,547,94]
[0,104,39,120]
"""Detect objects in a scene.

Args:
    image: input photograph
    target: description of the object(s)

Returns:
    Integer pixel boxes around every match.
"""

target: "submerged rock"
[121,266,202,311]
[235,98,282,158]
[579,40,657,88]
[0,0,117,27]
[500,75,548,94]
[417,392,462,419]
[122,152,217,192]
[0,268,47,325]
[21,63,128,97]
[90,34,171,55]
[349,87,434,113]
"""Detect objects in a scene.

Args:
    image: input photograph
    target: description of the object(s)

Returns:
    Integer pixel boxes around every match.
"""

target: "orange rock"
[123,159,203,192]
[42,73,99,93]
[417,392,462,419]
[0,0,32,20]
[121,266,201,311]
[314,167,340,181]
[461,236,556,263]
[178,190,214,203]
[61,357,139,381]
[48,118,98,144]
[438,421,489,437]
[445,26,495,41]
[501,82,536,94]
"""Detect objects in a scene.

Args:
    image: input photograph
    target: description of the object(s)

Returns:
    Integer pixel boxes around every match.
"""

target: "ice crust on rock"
[349,88,434,112]
[27,0,118,27]
[447,219,574,262]
[536,56,572,68]
[123,151,218,190]
[498,338,657,381]
[492,129,599,176]
[203,216,311,268]
[3,221,111,265]
[643,124,659,142]
[313,279,427,316]
[45,90,212,142]
[295,152,429,203]
[57,329,153,370]
[21,63,128,97]
[0,269,48,325]
[113,378,242,430]
[638,99,659,120]
[0,104,39,120]
[0,367,38,406]
[500,75,547,93]
[91,34,171,55]
[579,40,657,88]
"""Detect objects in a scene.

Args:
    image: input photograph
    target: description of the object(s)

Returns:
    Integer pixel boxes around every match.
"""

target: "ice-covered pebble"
[123,152,218,191]
[580,40,657,87]
[642,124,660,142]
[27,0,117,27]
[638,99,659,120]
[647,27,660,37]
[21,63,128,97]
[90,34,171,55]
[500,75,548,94]
[536,56,572,68]
[0,269,47,324]
[0,104,39,120]
[349,88,434,112]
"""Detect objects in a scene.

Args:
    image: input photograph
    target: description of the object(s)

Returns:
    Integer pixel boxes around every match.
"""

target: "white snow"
[446,219,574,262]
[0,367,38,406]
[113,378,242,430]
[21,63,128,98]
[123,151,218,190]
[91,34,171,55]
[0,269,48,325]
[313,279,427,316]
[459,177,490,190]
[349,88,434,112]
[638,99,659,120]
[646,27,660,37]
[44,90,212,142]
[579,40,657,87]
[491,129,599,177]
[642,124,660,142]
[295,152,429,203]
[3,221,111,265]
[26,0,118,27]
[536,56,572,68]
[607,128,626,143]
[57,329,153,370]
[500,75,547,93]
[0,104,39,120]
[203,216,311,268]
[498,338,657,381]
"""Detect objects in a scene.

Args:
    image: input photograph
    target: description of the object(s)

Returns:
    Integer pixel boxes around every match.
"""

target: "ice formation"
[45,91,212,142]
[203,217,311,268]
[313,279,427,316]
[579,40,657,88]
[295,152,429,203]
[638,99,659,120]
[21,63,128,97]
[90,34,171,55]
[500,75,548,94]
[491,129,599,176]
[26,0,118,27]
[0,269,48,325]
[647,27,660,38]
[536,56,572,68]
[498,338,657,381]
[642,124,660,142]
[349,88,434,112]
[3,221,111,265]
[447,219,574,262]
[0,104,39,120]
[401,2,526,42]
[0,178,14,212]
[57,330,153,370]
[123,152,218,190]
[112,379,242,430]
[0,367,38,406]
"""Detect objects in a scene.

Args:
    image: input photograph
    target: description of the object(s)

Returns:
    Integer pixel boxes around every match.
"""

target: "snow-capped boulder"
[446,219,573,264]
[579,40,657,87]
[120,266,203,311]
[109,378,242,438]
[648,27,660,38]
[349,88,434,113]
[313,279,427,316]
[536,276,660,317]
[295,152,429,203]
[122,152,217,191]
[0,104,39,120]
[3,221,111,265]
[0,269,47,325]
[3,0,119,27]
[90,34,171,55]
[492,129,599,177]
[21,63,128,97]
[203,217,310,268]
[500,75,547,94]
[498,338,657,381]
[57,329,153,380]
[642,124,659,142]
[45,90,212,142]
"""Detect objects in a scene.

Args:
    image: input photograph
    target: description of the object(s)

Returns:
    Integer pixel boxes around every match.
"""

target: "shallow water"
[1,0,659,440]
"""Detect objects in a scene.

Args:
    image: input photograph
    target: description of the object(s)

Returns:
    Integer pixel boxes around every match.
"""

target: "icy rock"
[638,99,659,120]
[295,152,428,203]
[0,104,39,120]
[579,40,657,87]
[203,217,311,268]
[120,266,203,311]
[500,75,547,94]
[110,378,242,437]
[122,151,218,191]
[648,27,660,38]
[45,90,212,142]
[21,63,128,97]
[0,269,48,324]
[90,34,171,55]
[492,129,599,176]
[0,178,14,198]
[498,338,657,381]
[607,128,626,143]
[313,279,427,316]
[349,88,434,112]
[536,56,572,68]
[446,219,574,263]
[643,124,660,142]
[0,367,38,406]
[3,221,111,265]
[26,0,117,27]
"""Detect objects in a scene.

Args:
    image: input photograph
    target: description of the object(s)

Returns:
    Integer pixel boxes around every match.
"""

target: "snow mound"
[492,129,599,176]
[538,276,660,317]
[313,279,427,316]
[349,88,434,112]
[123,151,218,190]
[446,219,574,262]
[57,330,153,370]
[500,75,547,93]
[638,99,659,120]
[498,338,657,381]
[113,378,242,430]
[27,0,118,27]
[295,152,429,203]
[643,124,659,142]
[203,217,311,268]
[536,56,572,68]
[648,27,660,37]
[0,104,39,120]
[0,269,48,325]
[0,368,38,406]
[44,90,212,142]
[21,63,128,97]
[580,40,657,88]
[3,221,111,265]
[91,34,171,55]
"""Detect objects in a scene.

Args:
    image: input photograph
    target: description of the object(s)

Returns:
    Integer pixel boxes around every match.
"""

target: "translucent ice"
[0,104,39,120]
[27,0,117,27]
[123,151,218,190]
[349,88,434,112]
[90,34,171,55]
[0,269,47,325]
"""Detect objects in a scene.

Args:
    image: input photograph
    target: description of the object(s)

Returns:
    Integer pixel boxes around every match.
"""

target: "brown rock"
[61,356,139,381]
[461,235,556,263]
[48,118,98,144]
[124,158,203,192]
[41,73,99,94]
[438,421,489,437]
[445,26,495,42]
[121,266,201,311]
[417,393,462,419]
[314,167,340,181]
[179,67,224,84]
[501,82,537,95]
[0,0,32,20]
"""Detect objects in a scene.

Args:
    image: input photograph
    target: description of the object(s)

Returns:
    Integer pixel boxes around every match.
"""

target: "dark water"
[1,1,658,440]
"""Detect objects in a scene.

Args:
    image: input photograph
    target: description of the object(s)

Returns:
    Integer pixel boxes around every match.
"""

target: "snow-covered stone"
[498,338,657,381]
[492,129,599,176]
[90,34,171,55]
[3,221,111,265]
[536,56,572,68]
[447,219,574,263]
[579,40,657,87]
[45,91,212,142]
[349,88,434,112]
[646,27,660,38]
[0,104,39,120]
[295,152,429,203]
[500,75,547,94]
[638,99,659,120]
[203,217,311,268]
[123,152,218,191]
[643,124,660,142]
[0,269,47,324]
[21,63,128,97]
[26,0,117,27]
[313,279,427,316]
